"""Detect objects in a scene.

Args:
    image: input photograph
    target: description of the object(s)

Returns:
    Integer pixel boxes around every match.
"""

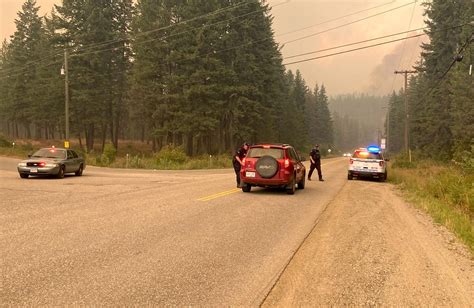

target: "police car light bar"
[367,145,381,153]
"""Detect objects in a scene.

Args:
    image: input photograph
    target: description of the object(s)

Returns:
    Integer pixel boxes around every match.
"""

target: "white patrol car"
[347,146,388,182]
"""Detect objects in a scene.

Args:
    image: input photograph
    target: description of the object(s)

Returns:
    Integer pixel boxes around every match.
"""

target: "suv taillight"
[379,161,384,167]
[284,158,290,168]
[242,157,246,165]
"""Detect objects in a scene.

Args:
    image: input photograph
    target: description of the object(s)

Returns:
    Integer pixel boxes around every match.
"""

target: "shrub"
[0,135,12,147]
[155,145,188,167]
[97,143,117,166]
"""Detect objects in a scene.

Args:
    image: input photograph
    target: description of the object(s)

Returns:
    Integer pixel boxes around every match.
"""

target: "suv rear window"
[247,147,284,159]
[353,151,382,159]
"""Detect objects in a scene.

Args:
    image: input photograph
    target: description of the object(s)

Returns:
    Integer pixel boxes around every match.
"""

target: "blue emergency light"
[367,145,381,153]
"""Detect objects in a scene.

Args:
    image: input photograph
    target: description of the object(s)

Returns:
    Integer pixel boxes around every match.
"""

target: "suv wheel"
[286,176,296,195]
[297,172,305,189]
[256,155,279,178]
[242,183,251,192]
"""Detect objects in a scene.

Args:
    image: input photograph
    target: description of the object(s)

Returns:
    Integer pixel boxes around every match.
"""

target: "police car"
[347,146,388,182]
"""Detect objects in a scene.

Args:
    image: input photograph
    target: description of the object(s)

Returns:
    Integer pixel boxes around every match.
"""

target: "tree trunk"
[113,115,119,149]
[14,122,19,138]
[101,122,107,153]
[85,124,95,153]
[78,132,83,151]
[141,125,145,143]
[24,123,31,139]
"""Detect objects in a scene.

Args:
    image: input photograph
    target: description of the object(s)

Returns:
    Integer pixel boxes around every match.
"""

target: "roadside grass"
[389,158,473,253]
[0,136,233,170]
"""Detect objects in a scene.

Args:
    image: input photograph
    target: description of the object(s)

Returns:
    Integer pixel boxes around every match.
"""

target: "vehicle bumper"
[349,170,385,178]
[17,166,60,175]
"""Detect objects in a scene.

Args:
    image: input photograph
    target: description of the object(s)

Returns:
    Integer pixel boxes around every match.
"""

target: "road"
[1,156,472,305]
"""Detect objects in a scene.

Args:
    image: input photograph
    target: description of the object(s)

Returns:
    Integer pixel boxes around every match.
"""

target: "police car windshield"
[247,147,284,159]
[31,148,66,159]
[353,151,382,159]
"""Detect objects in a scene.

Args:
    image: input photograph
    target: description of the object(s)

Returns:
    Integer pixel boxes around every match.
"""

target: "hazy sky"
[0,0,427,95]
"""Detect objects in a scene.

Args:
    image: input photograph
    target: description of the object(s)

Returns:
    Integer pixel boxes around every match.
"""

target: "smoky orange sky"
[0,0,427,95]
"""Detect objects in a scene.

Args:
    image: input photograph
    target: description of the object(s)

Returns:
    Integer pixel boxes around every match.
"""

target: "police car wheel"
[348,173,353,180]
[57,165,65,179]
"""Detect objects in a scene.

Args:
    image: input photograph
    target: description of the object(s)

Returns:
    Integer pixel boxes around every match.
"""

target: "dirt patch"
[263,180,473,306]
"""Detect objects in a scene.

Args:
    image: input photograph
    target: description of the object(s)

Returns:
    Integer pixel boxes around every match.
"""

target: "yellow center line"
[197,188,240,202]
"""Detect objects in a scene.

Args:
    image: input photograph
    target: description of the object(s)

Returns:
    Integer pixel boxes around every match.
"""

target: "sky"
[0,0,428,95]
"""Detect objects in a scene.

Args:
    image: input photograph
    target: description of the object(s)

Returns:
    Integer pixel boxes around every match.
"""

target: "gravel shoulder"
[263,180,473,306]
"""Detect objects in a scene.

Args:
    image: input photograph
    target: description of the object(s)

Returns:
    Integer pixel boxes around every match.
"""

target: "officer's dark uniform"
[233,146,248,187]
[308,146,323,181]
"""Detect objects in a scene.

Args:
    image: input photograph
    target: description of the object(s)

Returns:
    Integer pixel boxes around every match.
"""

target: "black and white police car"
[347,145,388,182]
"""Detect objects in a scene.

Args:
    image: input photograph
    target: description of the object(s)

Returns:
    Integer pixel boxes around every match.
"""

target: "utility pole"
[63,48,70,149]
[394,70,416,161]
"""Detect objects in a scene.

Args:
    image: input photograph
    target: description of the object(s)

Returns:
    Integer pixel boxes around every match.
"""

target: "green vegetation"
[387,1,473,161]
[0,0,333,156]
[389,158,474,252]
[0,139,233,170]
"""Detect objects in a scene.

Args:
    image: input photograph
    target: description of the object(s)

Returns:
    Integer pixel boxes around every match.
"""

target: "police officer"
[233,142,249,188]
[308,144,324,181]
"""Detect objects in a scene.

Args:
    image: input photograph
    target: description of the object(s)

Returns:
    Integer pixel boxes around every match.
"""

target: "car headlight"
[18,162,27,167]
[44,163,58,168]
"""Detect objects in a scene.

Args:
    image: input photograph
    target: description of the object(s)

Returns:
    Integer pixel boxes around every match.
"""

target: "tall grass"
[389,158,473,252]
[0,137,234,170]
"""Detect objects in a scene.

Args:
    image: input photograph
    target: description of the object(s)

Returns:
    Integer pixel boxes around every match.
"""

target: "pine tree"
[410,0,471,160]
[7,0,45,138]
[315,84,333,146]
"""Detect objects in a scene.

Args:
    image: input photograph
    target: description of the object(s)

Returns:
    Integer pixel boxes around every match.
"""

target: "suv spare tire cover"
[256,155,279,178]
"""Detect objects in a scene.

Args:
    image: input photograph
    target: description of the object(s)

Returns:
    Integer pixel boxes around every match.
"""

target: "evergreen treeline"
[0,0,334,156]
[330,94,388,151]
[387,0,473,164]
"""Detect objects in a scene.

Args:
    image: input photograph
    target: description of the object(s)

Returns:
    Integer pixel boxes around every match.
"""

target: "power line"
[387,0,419,95]
[0,0,416,79]
[283,33,425,65]
[283,23,468,61]
[70,1,290,59]
[70,0,406,59]
[276,0,396,38]
[0,51,62,75]
[283,26,428,60]
[68,0,260,54]
[424,33,474,94]
[281,1,416,45]
[188,1,415,61]
[30,0,401,65]
[1,1,288,77]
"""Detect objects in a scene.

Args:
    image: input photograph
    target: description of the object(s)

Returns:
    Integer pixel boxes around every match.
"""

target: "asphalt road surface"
[1,156,472,305]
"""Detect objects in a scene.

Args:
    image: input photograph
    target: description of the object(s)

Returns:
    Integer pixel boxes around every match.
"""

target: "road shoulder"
[263,180,473,306]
